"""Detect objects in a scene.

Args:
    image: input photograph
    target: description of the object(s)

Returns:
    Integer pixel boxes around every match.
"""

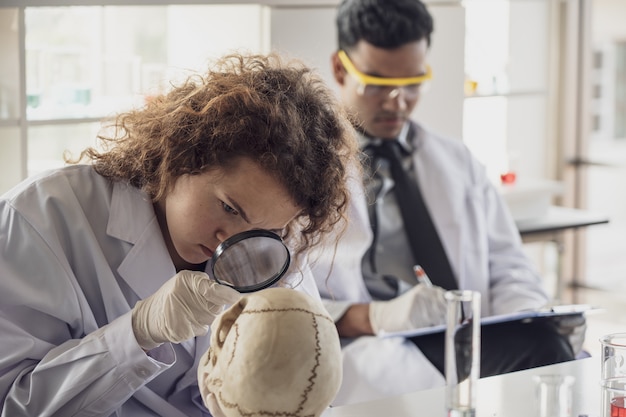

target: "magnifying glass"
[209,229,291,293]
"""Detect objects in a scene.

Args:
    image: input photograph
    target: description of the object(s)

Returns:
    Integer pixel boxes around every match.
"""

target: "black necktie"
[369,140,458,290]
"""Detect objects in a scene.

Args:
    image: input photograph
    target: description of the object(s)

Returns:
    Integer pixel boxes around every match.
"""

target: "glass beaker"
[600,333,626,417]
[533,374,575,417]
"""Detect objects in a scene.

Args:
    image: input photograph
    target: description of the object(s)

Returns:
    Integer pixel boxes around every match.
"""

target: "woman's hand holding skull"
[131,270,242,351]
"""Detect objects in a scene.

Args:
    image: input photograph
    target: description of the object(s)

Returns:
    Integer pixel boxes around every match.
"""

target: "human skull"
[197,287,342,417]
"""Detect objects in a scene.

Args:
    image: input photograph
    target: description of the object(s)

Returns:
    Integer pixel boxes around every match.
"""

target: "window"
[0,5,268,193]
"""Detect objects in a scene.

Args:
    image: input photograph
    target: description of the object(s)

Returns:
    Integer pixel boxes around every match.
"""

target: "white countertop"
[324,357,601,417]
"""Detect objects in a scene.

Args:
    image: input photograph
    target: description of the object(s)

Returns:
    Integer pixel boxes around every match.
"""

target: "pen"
[413,265,433,287]
[414,265,465,321]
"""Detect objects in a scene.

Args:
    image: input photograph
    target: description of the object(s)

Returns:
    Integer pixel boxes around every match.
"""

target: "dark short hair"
[336,0,433,51]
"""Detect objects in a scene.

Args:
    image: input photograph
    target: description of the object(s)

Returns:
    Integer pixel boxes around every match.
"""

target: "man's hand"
[369,284,448,334]
[552,313,587,356]
[131,270,242,350]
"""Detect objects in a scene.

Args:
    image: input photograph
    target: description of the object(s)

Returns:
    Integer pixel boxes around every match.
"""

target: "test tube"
[445,290,481,417]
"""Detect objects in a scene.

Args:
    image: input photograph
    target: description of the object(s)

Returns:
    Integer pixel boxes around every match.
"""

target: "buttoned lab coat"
[311,123,550,405]
[0,165,320,417]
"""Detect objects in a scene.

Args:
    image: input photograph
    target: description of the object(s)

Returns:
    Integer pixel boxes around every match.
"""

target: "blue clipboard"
[378,304,599,339]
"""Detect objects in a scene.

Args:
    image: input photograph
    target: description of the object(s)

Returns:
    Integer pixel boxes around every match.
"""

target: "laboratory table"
[516,206,609,237]
[515,206,610,300]
[324,357,602,417]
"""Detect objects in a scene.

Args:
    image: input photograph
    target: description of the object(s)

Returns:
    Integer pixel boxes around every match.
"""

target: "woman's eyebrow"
[225,195,251,224]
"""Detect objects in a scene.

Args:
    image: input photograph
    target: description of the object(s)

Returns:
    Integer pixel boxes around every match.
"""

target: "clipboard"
[378,304,600,339]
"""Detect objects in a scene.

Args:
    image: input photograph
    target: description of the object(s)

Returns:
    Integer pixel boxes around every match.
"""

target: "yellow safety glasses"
[337,50,432,99]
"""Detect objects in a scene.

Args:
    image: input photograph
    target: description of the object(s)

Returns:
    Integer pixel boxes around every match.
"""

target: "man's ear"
[331,52,347,86]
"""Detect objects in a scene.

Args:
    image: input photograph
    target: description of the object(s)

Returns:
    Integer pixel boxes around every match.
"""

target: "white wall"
[592,0,626,42]
[413,4,465,140]
[270,7,337,93]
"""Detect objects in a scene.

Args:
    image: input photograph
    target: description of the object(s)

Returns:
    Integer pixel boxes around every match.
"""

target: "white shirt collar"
[357,121,412,153]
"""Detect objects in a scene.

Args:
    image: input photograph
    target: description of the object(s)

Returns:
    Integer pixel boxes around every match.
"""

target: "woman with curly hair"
[0,52,358,416]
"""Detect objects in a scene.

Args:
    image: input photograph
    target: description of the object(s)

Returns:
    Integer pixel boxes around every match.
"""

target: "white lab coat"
[0,165,320,417]
[312,123,549,406]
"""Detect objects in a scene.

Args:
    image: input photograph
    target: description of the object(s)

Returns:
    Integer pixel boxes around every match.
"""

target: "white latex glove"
[552,313,587,356]
[132,270,242,350]
[369,284,448,334]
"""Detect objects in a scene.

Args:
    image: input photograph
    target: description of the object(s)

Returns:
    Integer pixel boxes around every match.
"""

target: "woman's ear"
[331,52,347,86]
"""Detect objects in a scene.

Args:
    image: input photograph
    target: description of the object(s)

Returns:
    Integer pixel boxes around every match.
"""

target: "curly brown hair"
[75,53,359,260]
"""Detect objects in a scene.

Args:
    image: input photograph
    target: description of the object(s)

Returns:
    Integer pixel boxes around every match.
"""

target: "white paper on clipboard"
[378,304,600,339]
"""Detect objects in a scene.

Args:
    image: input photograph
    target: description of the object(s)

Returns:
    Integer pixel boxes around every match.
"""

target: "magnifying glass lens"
[210,230,290,293]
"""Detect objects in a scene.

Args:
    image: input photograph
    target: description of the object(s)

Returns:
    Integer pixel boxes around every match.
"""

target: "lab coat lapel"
[108,183,198,359]
[108,182,176,299]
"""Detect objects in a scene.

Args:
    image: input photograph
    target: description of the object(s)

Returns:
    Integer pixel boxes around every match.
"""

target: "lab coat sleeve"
[321,299,354,322]
[309,164,374,309]
[481,174,550,315]
[280,251,324,302]
[0,203,174,416]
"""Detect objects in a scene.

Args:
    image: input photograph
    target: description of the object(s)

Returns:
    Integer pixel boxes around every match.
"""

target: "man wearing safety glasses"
[336,49,431,103]
[312,0,585,406]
